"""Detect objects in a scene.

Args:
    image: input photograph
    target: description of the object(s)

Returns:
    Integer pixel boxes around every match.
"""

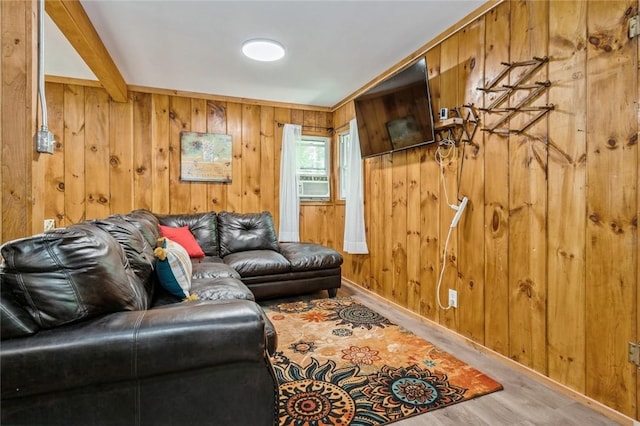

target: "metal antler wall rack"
[434,104,479,144]
[477,56,554,136]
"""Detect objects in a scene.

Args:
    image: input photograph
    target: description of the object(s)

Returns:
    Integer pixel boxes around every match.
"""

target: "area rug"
[261,297,502,426]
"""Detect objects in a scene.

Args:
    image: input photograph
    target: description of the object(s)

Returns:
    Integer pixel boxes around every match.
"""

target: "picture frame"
[180,131,232,182]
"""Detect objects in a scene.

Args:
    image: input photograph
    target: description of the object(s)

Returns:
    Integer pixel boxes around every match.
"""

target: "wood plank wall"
[1,0,40,242]
[335,0,639,419]
[38,83,332,229]
[1,0,638,420]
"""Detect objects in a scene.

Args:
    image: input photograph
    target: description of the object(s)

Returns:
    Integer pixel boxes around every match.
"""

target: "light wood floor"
[326,284,624,426]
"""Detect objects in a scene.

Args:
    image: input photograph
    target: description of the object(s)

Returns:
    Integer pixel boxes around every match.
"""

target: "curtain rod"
[275,121,334,133]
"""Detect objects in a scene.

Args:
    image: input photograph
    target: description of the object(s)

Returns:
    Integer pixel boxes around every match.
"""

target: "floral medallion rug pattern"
[262,297,502,426]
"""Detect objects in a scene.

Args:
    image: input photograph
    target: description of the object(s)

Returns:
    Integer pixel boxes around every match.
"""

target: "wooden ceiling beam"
[45,0,128,102]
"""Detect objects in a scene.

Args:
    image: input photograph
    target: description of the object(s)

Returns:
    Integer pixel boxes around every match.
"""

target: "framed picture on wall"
[180,131,232,182]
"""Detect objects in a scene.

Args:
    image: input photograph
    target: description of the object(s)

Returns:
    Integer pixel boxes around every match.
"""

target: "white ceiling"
[44,0,486,108]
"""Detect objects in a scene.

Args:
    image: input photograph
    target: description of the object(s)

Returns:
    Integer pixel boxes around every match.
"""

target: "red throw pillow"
[158,225,205,258]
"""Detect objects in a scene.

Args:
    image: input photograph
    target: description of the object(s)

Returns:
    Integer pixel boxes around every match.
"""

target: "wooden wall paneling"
[206,100,228,211]
[260,106,276,215]
[299,205,310,242]
[109,94,134,215]
[151,94,170,214]
[300,204,332,245]
[325,204,336,248]
[367,155,383,295]
[381,153,395,301]
[302,109,315,129]
[392,150,408,306]
[457,17,486,342]
[241,104,261,213]
[303,110,325,134]
[507,0,549,373]
[483,0,511,357]
[438,33,460,328]
[226,102,243,212]
[322,205,335,247]
[168,96,190,213]
[189,98,208,213]
[406,147,422,313]
[546,0,587,393]
[44,82,65,225]
[63,84,85,225]
[291,109,304,127]
[84,87,110,220]
[420,46,443,321]
[132,92,153,211]
[585,0,638,416]
[273,107,291,230]
[1,0,38,240]
[29,0,43,236]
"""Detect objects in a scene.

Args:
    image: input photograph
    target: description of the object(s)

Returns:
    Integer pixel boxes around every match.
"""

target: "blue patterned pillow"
[154,237,192,299]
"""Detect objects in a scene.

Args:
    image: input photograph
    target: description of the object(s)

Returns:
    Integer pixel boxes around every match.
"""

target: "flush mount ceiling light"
[242,39,285,62]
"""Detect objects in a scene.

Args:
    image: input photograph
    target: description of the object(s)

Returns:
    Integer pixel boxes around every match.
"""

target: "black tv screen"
[354,58,436,158]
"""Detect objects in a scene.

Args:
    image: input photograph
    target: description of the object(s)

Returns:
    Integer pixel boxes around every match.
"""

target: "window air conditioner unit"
[297,175,330,199]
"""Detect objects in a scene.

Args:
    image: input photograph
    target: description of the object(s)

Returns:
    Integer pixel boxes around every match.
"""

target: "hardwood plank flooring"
[326,283,623,425]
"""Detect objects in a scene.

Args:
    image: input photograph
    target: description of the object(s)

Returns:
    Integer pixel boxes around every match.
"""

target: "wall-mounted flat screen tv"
[354,57,436,158]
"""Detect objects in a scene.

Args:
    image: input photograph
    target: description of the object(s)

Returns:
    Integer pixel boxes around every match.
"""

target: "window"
[338,132,351,200]
[296,135,330,200]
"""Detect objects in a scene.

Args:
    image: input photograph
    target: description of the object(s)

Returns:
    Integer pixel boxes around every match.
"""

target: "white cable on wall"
[434,138,458,311]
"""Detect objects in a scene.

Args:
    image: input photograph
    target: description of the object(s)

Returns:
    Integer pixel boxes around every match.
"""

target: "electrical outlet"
[448,289,458,308]
[44,219,55,231]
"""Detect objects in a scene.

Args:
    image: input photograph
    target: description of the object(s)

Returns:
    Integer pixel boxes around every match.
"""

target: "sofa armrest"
[1,300,270,399]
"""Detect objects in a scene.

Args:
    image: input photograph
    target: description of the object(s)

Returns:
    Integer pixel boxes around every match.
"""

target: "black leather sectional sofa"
[0,209,343,426]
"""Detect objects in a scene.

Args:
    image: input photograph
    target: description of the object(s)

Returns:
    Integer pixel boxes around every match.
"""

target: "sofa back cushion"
[0,281,39,339]
[124,210,161,247]
[0,223,146,329]
[155,212,218,256]
[217,211,279,257]
[91,217,155,307]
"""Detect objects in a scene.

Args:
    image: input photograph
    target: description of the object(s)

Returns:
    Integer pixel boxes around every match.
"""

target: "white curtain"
[343,118,369,254]
[279,124,301,242]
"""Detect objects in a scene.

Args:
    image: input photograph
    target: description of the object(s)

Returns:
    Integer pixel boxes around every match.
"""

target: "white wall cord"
[434,138,457,311]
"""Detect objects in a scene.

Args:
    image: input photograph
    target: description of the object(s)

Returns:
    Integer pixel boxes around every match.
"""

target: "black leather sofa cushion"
[223,250,291,277]
[121,210,161,248]
[0,223,146,329]
[92,217,155,307]
[191,261,240,280]
[1,300,270,400]
[218,211,279,257]
[156,212,218,256]
[279,242,344,271]
[0,284,39,339]
[191,277,254,301]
